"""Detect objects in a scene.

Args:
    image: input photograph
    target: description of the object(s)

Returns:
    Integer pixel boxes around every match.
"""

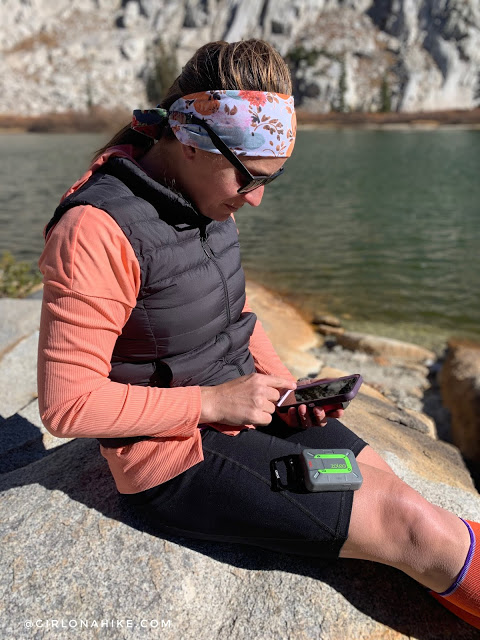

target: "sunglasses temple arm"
[187,115,253,179]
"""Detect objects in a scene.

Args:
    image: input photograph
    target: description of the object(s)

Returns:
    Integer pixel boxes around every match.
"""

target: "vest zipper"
[200,231,232,326]
[200,230,244,377]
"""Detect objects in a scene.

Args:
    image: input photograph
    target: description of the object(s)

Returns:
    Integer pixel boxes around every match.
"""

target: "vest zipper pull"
[201,234,213,258]
[200,226,217,258]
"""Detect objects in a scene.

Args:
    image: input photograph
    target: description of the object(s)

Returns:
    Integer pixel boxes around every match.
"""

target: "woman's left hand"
[276,404,344,428]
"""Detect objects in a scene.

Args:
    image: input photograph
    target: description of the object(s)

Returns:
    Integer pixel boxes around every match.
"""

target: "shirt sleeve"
[37,205,202,440]
[243,298,297,383]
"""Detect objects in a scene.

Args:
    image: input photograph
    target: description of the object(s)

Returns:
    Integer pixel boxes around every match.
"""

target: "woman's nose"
[241,185,265,207]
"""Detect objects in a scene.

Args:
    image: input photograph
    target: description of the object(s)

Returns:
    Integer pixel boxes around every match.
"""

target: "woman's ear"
[180,144,197,161]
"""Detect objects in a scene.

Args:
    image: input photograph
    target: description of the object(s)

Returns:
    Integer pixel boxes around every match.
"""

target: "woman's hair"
[93,39,292,160]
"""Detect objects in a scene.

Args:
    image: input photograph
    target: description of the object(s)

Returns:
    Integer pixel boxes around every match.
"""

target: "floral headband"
[132,90,296,157]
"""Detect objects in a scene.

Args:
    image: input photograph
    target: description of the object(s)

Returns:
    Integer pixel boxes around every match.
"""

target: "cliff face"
[1,0,479,116]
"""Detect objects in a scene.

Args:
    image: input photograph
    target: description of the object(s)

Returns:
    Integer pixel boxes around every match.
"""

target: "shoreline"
[298,122,480,132]
[6,273,478,356]
[244,278,479,355]
[1,107,480,134]
[296,107,480,129]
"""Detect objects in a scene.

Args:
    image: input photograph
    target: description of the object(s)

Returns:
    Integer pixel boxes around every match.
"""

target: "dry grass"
[1,107,479,134]
[0,107,130,133]
[296,108,480,127]
[0,251,42,298]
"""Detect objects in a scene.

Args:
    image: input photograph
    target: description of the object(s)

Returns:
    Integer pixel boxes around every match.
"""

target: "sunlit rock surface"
[1,292,480,639]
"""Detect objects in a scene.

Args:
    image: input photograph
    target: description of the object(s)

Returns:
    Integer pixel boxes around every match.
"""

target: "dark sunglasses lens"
[238,178,268,194]
[237,168,284,194]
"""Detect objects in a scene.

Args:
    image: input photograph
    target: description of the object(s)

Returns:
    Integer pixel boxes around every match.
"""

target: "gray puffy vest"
[46,156,257,446]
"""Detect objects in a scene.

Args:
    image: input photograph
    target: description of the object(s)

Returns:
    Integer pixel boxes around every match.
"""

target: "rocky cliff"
[1,0,479,117]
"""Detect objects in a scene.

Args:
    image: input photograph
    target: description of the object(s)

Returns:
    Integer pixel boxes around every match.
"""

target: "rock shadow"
[0,412,56,473]
[422,366,480,493]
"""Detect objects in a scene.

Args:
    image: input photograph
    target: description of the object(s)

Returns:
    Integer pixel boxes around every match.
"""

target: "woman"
[37,39,479,629]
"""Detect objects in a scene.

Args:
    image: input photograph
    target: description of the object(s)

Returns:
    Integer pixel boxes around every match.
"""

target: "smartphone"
[276,374,363,413]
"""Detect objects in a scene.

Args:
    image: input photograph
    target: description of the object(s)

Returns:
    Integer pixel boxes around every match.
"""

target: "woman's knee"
[339,464,438,568]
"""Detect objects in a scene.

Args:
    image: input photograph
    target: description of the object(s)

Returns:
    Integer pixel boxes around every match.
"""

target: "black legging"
[120,417,368,559]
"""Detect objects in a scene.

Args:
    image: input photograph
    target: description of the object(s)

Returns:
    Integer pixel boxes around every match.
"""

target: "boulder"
[0,298,42,357]
[315,346,435,418]
[246,282,323,379]
[0,331,39,418]
[318,365,396,406]
[0,298,71,474]
[440,339,480,462]
[401,408,437,439]
[1,294,479,639]
[314,324,345,337]
[319,366,436,438]
[336,331,436,363]
[0,393,479,639]
[311,313,342,328]
[0,399,73,474]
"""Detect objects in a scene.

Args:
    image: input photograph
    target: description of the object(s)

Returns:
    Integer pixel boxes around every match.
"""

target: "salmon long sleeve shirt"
[37,147,296,494]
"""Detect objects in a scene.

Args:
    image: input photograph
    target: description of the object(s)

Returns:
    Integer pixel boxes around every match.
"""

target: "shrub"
[380,75,392,112]
[0,251,42,298]
[145,39,179,104]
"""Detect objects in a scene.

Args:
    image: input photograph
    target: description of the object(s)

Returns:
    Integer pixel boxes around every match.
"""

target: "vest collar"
[99,156,212,232]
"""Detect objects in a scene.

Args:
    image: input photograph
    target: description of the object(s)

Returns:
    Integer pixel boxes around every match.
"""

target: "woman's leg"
[267,418,471,591]
[339,462,471,593]
[126,420,479,627]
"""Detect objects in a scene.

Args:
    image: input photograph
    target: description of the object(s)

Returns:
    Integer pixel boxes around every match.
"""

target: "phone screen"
[294,376,358,403]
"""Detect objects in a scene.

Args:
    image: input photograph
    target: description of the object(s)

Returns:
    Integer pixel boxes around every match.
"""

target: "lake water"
[1,129,479,350]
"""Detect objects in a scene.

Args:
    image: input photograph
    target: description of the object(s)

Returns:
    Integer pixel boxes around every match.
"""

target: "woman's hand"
[200,373,296,426]
[277,404,344,428]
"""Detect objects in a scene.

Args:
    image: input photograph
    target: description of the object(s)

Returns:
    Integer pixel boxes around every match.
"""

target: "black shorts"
[121,417,368,559]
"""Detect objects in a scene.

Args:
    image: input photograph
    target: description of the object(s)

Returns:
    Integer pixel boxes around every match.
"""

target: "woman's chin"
[201,208,234,221]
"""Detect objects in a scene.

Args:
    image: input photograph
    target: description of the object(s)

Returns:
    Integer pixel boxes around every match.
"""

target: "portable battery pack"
[299,448,363,492]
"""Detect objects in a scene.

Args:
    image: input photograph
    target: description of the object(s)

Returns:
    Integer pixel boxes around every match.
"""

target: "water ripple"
[1,130,479,348]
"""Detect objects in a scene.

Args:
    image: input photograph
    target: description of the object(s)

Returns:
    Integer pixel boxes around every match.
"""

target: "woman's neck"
[137,138,177,183]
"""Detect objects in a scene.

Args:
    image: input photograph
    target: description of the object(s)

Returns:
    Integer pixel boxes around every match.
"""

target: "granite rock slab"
[1,292,479,638]
[0,298,41,357]
[0,331,39,419]
[1,394,479,640]
[336,332,436,363]
[246,282,323,379]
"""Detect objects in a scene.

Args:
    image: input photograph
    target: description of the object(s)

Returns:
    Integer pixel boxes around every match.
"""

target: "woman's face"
[174,145,286,221]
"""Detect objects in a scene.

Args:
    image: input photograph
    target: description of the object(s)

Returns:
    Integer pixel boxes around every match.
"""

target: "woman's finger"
[313,407,327,427]
[298,404,312,428]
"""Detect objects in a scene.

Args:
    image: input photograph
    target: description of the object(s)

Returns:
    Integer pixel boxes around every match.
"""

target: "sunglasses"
[183,113,284,194]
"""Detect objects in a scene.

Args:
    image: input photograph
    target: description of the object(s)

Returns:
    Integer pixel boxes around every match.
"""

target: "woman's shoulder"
[40,204,140,304]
